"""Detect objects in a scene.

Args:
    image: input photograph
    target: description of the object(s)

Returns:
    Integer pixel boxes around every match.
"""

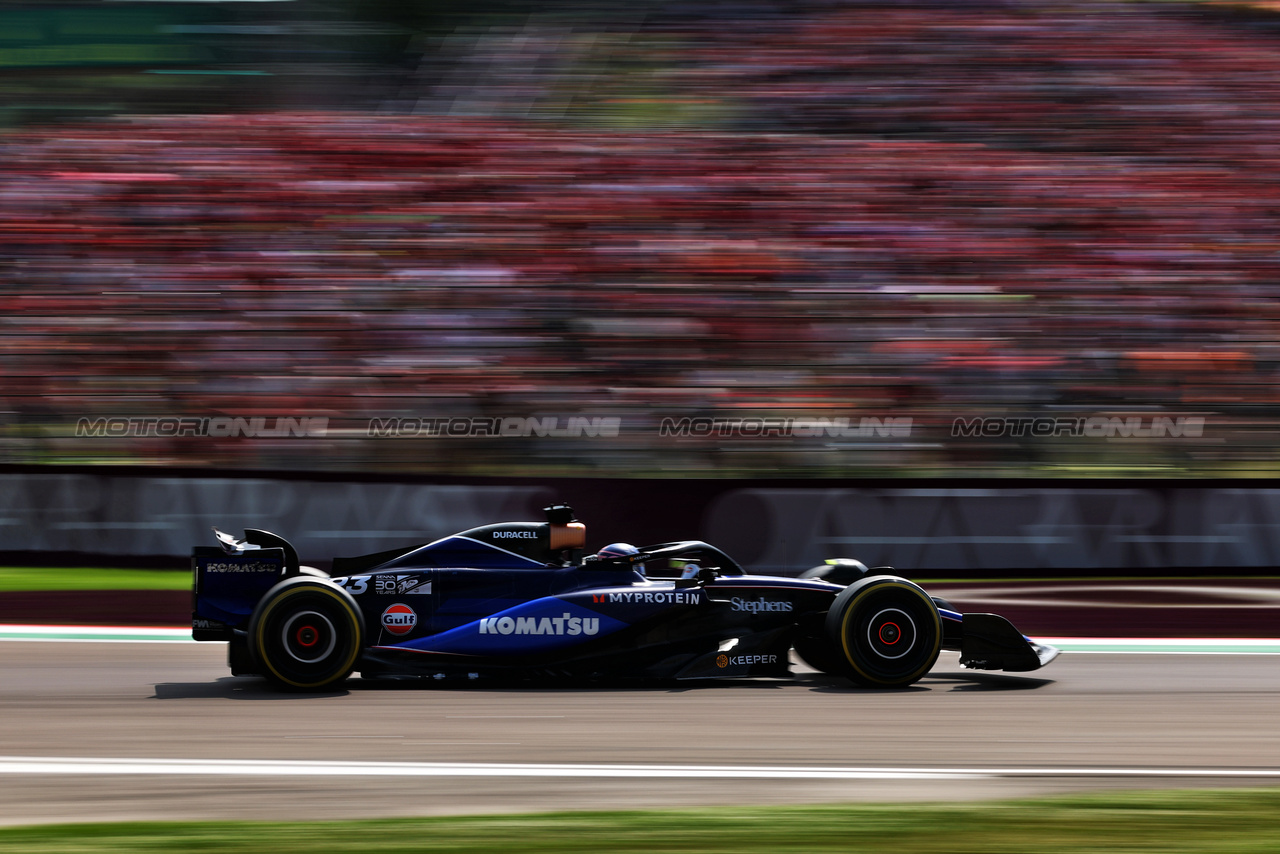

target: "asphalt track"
[1,640,1279,826]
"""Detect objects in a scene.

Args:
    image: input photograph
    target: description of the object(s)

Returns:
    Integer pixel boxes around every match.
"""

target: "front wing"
[957,612,1060,672]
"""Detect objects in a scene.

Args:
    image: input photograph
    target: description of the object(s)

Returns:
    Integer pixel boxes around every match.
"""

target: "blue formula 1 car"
[192,505,1058,691]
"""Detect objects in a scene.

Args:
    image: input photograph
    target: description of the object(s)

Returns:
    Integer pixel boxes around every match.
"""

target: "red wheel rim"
[877,621,901,645]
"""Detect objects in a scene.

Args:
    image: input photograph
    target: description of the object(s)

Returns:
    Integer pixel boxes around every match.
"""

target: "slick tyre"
[825,576,942,689]
[248,577,363,691]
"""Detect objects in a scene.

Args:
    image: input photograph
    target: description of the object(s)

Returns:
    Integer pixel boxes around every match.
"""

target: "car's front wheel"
[825,576,941,688]
[248,577,363,691]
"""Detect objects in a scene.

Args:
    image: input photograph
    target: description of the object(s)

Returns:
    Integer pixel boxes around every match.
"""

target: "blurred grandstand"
[3,0,1280,477]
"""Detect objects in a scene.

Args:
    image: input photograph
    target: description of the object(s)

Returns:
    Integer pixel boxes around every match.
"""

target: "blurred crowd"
[3,1,1280,476]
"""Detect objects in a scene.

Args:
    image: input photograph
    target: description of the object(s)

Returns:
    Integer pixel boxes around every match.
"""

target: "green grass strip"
[2,790,1280,853]
[0,568,188,593]
[1051,638,1280,654]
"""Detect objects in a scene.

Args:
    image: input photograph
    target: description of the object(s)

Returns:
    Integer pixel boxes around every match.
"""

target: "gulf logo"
[381,603,417,636]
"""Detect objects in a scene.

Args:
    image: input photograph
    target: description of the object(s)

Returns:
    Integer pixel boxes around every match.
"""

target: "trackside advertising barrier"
[1,470,1279,574]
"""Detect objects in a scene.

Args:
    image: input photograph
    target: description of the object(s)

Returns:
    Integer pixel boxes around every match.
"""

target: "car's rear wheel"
[825,576,941,688]
[248,577,363,691]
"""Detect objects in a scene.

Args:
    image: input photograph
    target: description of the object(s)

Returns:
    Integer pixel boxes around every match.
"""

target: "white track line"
[0,757,1278,781]
[0,758,963,780]
[0,625,192,643]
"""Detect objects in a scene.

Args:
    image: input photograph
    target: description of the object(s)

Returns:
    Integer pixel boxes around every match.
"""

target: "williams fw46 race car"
[192,505,1058,691]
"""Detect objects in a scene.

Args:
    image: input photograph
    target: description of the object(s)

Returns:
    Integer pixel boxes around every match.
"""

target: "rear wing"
[191,528,297,640]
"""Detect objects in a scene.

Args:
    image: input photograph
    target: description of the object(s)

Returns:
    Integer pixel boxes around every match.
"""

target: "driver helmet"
[596,542,642,575]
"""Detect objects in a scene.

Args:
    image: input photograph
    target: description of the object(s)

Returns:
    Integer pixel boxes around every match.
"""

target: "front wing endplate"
[959,612,1060,672]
